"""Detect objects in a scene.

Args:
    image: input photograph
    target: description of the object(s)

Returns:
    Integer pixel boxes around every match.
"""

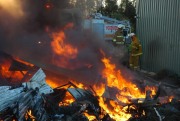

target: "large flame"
[98,97,131,121]
[101,57,145,99]
[93,83,105,96]
[50,23,78,69]
[51,31,78,58]
[46,56,157,121]
[92,57,147,121]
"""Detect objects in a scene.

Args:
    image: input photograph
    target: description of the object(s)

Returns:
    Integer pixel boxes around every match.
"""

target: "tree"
[72,0,101,17]
[104,0,118,17]
[98,0,119,18]
[120,0,136,31]
[97,0,136,31]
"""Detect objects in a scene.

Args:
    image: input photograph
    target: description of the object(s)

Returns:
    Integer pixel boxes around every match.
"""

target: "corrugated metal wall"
[136,0,180,75]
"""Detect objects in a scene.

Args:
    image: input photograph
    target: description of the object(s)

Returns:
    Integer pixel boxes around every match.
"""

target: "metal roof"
[136,0,180,75]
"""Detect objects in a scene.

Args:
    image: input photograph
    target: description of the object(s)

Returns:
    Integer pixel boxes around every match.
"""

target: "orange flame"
[14,58,34,67]
[84,113,96,121]
[50,23,78,69]
[64,22,74,29]
[101,57,144,99]
[168,96,174,102]
[51,31,78,58]
[145,86,157,96]
[70,80,87,89]
[0,59,27,81]
[59,91,75,106]
[93,83,105,96]
[92,57,146,120]
[98,97,131,121]
[46,79,59,88]
[25,109,35,121]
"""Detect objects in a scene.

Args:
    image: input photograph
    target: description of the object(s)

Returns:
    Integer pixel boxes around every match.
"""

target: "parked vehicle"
[83,13,132,45]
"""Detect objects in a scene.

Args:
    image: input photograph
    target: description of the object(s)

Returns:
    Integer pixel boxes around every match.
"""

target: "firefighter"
[113,24,125,45]
[128,33,143,70]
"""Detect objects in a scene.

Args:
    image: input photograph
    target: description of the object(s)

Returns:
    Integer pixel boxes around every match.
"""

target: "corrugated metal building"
[136,0,180,75]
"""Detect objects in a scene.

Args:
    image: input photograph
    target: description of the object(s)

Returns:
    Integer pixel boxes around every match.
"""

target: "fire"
[64,22,74,29]
[98,97,131,121]
[93,83,105,96]
[46,56,158,121]
[92,57,146,120]
[14,57,34,67]
[145,86,157,96]
[51,31,78,58]
[116,94,130,103]
[46,79,86,89]
[46,79,59,88]
[101,57,145,99]
[71,80,87,89]
[50,23,78,69]
[25,109,35,121]
[0,57,35,82]
[168,96,174,102]
[59,91,75,106]
[84,113,96,121]
[0,59,25,81]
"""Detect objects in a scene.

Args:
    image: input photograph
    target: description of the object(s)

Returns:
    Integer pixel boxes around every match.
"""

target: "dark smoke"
[0,0,127,85]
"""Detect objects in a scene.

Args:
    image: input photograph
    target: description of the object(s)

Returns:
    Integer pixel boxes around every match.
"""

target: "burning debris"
[0,2,179,120]
[0,52,179,121]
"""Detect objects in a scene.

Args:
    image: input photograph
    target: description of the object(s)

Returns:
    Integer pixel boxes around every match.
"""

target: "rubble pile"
[0,52,179,121]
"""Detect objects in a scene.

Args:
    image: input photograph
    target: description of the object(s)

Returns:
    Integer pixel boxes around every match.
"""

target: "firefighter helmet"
[129,33,135,37]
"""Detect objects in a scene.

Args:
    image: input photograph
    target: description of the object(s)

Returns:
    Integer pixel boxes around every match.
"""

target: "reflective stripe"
[137,53,143,55]
[133,66,140,70]
[131,53,143,56]
[116,42,124,44]
[134,66,139,69]
[117,36,123,37]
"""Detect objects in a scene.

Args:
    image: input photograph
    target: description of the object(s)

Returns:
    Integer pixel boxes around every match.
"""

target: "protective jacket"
[129,36,142,70]
[113,29,124,44]
[129,36,142,56]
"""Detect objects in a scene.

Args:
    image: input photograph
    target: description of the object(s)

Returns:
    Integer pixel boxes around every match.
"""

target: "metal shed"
[136,0,180,75]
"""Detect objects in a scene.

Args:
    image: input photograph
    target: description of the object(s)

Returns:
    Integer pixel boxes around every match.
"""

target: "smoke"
[0,0,128,85]
[0,0,80,61]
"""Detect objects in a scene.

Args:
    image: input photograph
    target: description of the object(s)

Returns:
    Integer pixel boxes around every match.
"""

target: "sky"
[102,0,130,6]
[117,0,121,5]
[102,0,121,6]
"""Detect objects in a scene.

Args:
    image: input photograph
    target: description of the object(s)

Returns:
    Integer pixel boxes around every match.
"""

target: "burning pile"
[0,52,179,121]
[0,1,179,120]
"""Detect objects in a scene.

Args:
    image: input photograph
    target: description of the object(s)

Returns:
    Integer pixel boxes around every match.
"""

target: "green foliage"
[97,0,136,32]
[121,0,136,31]
[98,0,118,18]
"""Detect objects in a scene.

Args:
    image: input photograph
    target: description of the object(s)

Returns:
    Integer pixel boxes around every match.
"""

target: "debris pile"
[0,52,179,121]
